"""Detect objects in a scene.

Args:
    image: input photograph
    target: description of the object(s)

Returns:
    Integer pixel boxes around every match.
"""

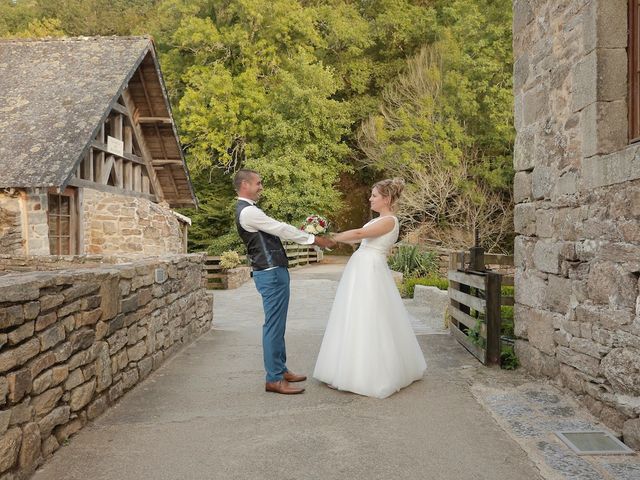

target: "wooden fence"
[447,251,514,365]
[204,243,323,289]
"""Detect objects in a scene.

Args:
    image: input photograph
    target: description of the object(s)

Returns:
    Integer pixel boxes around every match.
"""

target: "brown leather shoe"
[265,380,305,395]
[283,371,307,382]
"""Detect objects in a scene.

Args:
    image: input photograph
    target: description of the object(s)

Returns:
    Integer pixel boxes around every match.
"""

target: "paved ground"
[31,259,637,480]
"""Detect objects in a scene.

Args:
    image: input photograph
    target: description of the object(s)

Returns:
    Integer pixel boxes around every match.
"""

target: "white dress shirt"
[237,197,315,245]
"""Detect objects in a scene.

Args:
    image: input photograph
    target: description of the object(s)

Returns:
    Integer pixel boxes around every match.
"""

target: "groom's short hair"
[233,169,259,192]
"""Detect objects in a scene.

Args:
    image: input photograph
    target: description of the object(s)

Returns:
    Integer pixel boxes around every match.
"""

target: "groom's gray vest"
[235,200,289,271]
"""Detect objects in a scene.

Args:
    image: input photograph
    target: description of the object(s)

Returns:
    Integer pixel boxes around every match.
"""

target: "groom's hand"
[314,236,335,249]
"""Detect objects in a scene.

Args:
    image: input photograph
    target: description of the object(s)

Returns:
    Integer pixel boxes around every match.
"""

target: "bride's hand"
[328,232,342,246]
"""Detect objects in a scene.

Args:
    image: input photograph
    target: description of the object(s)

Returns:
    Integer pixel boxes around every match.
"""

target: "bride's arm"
[332,217,395,244]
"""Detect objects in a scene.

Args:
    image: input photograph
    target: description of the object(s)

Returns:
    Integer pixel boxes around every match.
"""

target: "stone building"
[0,37,196,257]
[513,0,640,446]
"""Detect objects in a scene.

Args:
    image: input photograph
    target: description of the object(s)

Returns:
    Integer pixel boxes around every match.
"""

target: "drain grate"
[555,431,635,455]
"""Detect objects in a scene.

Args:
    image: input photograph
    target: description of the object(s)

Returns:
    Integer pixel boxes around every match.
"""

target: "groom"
[234,169,335,394]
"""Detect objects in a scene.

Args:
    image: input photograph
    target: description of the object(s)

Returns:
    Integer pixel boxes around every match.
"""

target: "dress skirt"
[313,246,427,398]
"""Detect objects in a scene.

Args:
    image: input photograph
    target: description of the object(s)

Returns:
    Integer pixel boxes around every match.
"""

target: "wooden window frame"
[47,187,78,255]
[629,0,640,142]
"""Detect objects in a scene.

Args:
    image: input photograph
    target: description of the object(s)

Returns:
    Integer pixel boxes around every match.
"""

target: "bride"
[313,178,427,398]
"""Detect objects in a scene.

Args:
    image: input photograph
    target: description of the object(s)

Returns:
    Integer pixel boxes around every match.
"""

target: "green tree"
[433,0,514,190]
[158,0,353,231]
[1,1,160,37]
[357,0,515,252]
[0,0,516,253]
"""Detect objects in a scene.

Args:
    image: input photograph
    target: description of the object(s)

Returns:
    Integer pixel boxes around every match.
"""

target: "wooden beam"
[101,156,115,184]
[81,151,92,181]
[485,272,502,366]
[138,68,155,116]
[88,150,94,181]
[152,159,183,165]
[158,167,180,197]
[124,126,133,154]
[133,165,142,192]
[110,102,129,116]
[138,117,172,124]
[67,177,157,202]
[122,89,165,201]
[142,174,150,194]
[94,151,104,183]
[138,69,176,199]
[111,114,123,140]
[448,287,486,313]
[124,161,133,190]
[90,141,146,166]
[114,158,124,188]
[448,270,486,291]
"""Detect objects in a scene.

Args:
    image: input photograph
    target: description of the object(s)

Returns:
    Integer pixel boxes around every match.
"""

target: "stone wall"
[223,266,251,289]
[0,255,117,274]
[82,189,186,255]
[21,191,50,257]
[0,254,212,478]
[0,191,50,257]
[0,188,189,257]
[0,193,23,256]
[513,0,640,447]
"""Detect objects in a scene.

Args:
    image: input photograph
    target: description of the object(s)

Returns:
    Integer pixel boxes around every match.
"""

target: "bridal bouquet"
[300,214,329,235]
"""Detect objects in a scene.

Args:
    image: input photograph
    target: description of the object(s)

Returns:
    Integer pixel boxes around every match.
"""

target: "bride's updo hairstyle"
[373,177,405,207]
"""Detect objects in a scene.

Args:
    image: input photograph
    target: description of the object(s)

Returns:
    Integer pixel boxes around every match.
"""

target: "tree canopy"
[1,0,514,252]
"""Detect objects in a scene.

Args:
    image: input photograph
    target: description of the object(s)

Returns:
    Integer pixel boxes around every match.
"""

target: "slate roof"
[0,36,196,206]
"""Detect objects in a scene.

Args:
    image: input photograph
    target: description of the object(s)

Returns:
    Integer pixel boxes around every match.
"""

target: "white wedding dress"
[313,216,427,398]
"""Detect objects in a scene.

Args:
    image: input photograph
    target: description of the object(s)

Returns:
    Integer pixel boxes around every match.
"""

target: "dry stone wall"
[513,0,640,447]
[0,254,212,478]
[0,254,151,274]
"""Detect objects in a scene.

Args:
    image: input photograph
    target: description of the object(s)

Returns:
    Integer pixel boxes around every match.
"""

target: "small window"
[48,189,77,255]
[629,1,640,141]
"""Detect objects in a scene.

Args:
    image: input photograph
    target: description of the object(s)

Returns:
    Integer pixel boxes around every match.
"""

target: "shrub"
[400,276,449,298]
[388,245,439,278]
[207,231,245,256]
[219,250,242,270]
[500,345,519,370]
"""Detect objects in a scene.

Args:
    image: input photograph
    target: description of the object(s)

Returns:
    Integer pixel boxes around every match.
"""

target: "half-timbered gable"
[0,36,196,256]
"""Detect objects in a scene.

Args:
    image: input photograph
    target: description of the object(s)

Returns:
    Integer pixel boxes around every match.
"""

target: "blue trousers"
[252,267,290,382]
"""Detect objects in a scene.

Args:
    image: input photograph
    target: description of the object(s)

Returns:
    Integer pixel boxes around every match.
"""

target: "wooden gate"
[447,251,514,365]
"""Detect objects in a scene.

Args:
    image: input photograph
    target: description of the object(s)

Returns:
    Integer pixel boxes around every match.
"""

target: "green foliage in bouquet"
[219,250,242,270]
